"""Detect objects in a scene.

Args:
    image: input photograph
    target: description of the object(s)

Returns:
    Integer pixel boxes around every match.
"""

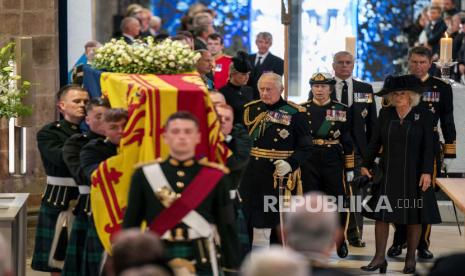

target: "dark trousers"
[392,223,431,250]
[347,154,364,241]
[302,146,349,238]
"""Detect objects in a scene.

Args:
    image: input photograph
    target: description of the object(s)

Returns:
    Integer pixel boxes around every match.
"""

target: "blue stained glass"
[152,0,251,54]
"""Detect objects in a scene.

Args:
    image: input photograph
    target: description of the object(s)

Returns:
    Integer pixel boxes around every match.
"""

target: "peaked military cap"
[309,72,336,85]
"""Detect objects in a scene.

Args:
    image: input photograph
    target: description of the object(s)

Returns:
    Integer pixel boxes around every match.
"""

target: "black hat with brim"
[232,50,252,73]
[376,74,424,96]
[309,72,336,85]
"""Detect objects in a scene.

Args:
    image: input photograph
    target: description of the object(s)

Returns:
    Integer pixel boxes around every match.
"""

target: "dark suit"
[425,19,448,55]
[121,35,135,45]
[331,78,377,242]
[247,53,284,98]
[194,37,207,50]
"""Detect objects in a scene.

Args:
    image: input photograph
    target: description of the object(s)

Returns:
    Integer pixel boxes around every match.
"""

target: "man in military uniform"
[31,85,89,275]
[301,72,354,258]
[332,51,376,248]
[240,72,312,249]
[207,33,232,90]
[220,50,255,125]
[61,98,110,275]
[216,103,252,259]
[123,111,240,275]
[388,46,456,259]
[79,108,128,275]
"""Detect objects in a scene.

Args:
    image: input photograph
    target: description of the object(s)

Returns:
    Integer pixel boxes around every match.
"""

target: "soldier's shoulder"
[198,158,230,174]
[134,158,163,169]
[300,99,312,106]
[244,99,263,108]
[37,121,65,137]
[431,76,451,88]
[332,100,348,108]
[286,101,306,112]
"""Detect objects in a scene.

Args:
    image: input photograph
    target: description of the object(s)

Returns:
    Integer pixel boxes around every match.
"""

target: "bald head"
[121,17,141,37]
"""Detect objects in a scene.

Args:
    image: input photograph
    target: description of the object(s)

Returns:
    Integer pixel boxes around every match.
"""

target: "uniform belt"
[312,139,340,145]
[78,185,90,194]
[46,176,76,187]
[250,147,293,159]
[161,227,205,241]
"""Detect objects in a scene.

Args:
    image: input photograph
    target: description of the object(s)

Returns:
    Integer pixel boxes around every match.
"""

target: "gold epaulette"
[332,100,348,107]
[198,158,230,174]
[300,99,312,106]
[133,158,163,169]
[344,153,355,169]
[244,99,262,108]
[432,76,449,84]
[287,101,306,112]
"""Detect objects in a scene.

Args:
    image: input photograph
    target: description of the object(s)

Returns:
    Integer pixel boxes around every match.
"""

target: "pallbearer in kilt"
[61,98,110,275]
[388,46,456,260]
[79,108,128,275]
[240,72,313,249]
[300,72,354,258]
[31,85,89,274]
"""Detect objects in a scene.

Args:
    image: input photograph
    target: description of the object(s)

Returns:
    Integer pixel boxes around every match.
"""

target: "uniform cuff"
[345,153,355,169]
[443,143,456,158]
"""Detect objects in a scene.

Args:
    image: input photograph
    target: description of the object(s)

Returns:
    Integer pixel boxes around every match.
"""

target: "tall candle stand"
[434,60,457,83]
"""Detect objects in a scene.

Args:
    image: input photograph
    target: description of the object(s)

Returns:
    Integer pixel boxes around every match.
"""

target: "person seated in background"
[424,5,448,57]
[192,12,215,50]
[195,49,215,90]
[135,8,153,37]
[149,16,162,36]
[241,246,307,276]
[442,0,460,17]
[120,17,141,44]
[285,192,351,276]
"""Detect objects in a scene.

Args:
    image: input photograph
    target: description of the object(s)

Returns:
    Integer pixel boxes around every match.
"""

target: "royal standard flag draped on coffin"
[90,72,230,253]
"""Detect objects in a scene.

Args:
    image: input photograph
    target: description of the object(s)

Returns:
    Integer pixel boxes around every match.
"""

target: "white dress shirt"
[335,76,353,107]
[255,52,269,66]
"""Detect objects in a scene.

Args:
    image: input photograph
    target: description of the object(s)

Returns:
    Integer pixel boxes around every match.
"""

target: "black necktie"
[341,80,348,105]
[256,56,262,66]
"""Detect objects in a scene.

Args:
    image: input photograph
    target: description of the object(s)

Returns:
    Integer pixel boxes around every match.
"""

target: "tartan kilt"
[31,203,63,272]
[61,212,88,276]
[81,216,104,275]
[164,240,214,276]
[236,207,250,261]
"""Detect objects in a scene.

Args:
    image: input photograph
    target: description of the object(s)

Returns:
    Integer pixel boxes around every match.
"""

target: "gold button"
[255,157,259,160]
[309,121,312,124]
[176,181,184,188]
[277,128,281,131]
[177,170,185,177]
[330,130,334,133]
[257,107,261,110]
[331,122,335,125]
[429,103,433,107]
[274,138,278,142]
[307,112,311,115]
[270,159,274,162]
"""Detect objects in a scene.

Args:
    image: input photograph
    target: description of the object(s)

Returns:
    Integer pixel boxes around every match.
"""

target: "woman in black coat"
[360,75,441,274]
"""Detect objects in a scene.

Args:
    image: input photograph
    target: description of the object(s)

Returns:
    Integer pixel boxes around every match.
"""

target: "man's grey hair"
[284,192,339,261]
[241,246,308,276]
[120,17,139,33]
[258,72,283,90]
[256,32,273,43]
[333,51,354,64]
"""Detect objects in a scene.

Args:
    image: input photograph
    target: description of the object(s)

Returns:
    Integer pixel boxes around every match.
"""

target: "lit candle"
[440,33,453,63]
[345,36,356,57]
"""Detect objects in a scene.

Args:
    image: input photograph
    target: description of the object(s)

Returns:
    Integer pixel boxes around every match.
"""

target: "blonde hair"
[384,90,421,107]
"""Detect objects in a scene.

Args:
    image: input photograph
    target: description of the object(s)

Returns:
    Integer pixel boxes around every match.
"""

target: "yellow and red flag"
[91,72,229,253]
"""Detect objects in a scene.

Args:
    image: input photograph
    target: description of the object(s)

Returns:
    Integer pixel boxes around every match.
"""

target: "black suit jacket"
[425,19,448,55]
[330,79,377,159]
[247,53,284,97]
[121,35,134,45]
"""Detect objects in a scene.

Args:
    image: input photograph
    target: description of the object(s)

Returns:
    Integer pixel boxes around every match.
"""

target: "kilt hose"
[61,212,88,276]
[82,216,104,275]
[31,204,63,272]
